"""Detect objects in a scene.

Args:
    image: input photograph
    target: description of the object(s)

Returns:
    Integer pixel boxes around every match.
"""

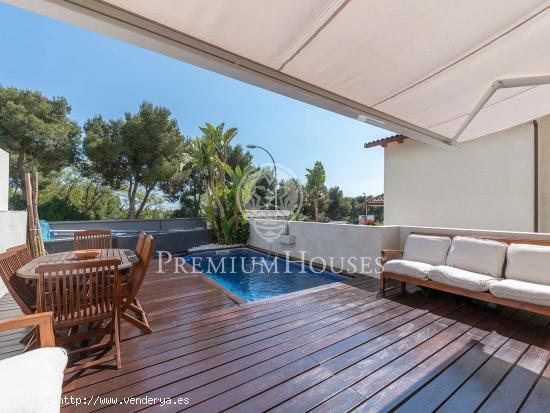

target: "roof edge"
[364,135,408,149]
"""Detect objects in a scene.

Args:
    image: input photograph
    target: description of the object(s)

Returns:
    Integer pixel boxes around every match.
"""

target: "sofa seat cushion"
[0,347,67,413]
[384,259,433,279]
[489,279,550,307]
[505,243,550,285]
[446,236,507,277]
[402,234,451,266]
[428,265,498,292]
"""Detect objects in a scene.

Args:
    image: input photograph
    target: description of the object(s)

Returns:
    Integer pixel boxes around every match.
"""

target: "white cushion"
[384,259,433,279]
[402,234,451,266]
[428,265,498,292]
[505,243,550,285]
[446,236,507,277]
[0,347,67,413]
[490,279,550,307]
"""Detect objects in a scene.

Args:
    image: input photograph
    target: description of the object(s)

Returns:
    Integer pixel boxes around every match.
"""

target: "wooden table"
[16,249,138,279]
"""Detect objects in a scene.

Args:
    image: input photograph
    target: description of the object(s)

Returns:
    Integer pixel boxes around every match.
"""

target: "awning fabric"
[8,0,550,144]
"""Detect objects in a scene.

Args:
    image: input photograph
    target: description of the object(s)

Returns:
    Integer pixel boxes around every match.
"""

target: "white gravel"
[187,243,245,253]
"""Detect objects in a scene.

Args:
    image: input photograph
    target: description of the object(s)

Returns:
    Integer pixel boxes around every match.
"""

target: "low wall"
[248,220,550,278]
[399,226,550,246]
[0,211,27,297]
[48,217,206,234]
[248,220,401,276]
[45,228,209,255]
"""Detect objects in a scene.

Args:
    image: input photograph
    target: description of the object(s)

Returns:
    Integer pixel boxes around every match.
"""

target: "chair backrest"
[73,230,113,250]
[0,249,36,314]
[123,235,154,310]
[135,231,147,257]
[36,258,121,323]
[8,244,33,268]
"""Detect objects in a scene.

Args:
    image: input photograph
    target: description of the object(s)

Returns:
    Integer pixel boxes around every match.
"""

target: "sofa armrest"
[381,249,403,264]
[0,312,55,347]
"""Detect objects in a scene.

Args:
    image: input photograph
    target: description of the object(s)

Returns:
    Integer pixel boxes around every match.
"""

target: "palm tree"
[189,122,258,243]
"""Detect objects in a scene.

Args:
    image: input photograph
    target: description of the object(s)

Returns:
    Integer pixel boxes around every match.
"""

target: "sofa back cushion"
[505,243,550,285]
[446,236,507,277]
[402,234,451,266]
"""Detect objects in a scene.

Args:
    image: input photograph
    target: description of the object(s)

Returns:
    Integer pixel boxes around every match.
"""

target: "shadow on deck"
[2,261,550,412]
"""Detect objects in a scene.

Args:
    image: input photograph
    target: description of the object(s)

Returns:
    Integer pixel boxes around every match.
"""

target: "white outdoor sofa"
[0,312,67,413]
[380,233,550,316]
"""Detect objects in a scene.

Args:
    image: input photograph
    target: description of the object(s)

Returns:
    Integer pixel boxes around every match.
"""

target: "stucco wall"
[384,122,535,232]
[538,114,550,233]
[248,220,550,279]
[248,220,401,276]
[0,211,27,297]
[0,149,25,297]
[0,149,8,211]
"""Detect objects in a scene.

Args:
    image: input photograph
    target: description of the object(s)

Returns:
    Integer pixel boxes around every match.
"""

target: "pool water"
[184,248,347,301]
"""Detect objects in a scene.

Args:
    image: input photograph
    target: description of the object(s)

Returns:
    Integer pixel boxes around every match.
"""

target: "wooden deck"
[0,293,26,360]
[3,261,550,412]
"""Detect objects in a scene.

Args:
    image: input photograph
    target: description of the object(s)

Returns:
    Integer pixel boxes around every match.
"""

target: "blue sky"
[0,2,388,196]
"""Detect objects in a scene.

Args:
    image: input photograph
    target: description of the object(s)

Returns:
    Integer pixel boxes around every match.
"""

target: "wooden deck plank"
[478,330,550,412]
[392,314,531,412]
[0,256,541,413]
[0,293,26,359]
[66,289,414,410]
[272,305,483,412]
[434,324,542,412]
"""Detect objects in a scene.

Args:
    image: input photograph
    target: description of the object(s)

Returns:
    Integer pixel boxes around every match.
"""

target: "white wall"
[248,220,400,276]
[248,220,550,279]
[384,122,534,232]
[538,114,550,233]
[0,149,27,297]
[0,211,27,297]
[0,149,8,211]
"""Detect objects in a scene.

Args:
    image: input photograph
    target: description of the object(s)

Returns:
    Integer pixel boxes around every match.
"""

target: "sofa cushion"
[505,243,550,285]
[0,347,67,413]
[446,236,507,277]
[402,234,451,266]
[384,259,433,279]
[490,279,550,307]
[428,265,498,292]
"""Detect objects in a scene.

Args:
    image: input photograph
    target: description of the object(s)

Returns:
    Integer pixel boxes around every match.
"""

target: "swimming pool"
[184,247,347,301]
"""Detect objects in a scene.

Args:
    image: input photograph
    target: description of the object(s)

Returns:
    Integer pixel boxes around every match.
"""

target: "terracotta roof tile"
[364,134,408,149]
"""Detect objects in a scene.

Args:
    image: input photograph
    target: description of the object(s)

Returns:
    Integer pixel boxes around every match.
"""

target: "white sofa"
[0,347,67,413]
[381,234,550,313]
[0,312,67,413]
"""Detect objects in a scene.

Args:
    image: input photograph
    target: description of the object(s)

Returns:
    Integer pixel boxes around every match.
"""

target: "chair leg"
[113,310,122,370]
[379,273,386,295]
[401,282,407,294]
[122,298,152,334]
[20,326,36,346]
[122,312,153,334]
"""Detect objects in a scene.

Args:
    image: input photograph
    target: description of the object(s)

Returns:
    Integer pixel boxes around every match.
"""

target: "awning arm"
[451,75,550,145]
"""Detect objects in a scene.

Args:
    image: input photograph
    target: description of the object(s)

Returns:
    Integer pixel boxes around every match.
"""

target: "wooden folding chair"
[135,231,147,257]
[121,235,154,334]
[36,259,122,370]
[73,230,113,250]
[0,312,56,348]
[8,244,34,268]
[0,249,36,315]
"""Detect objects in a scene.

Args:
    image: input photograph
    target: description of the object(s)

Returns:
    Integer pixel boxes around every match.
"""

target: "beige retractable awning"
[7,0,550,146]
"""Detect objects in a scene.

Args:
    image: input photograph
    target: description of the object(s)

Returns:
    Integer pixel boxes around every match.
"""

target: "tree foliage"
[326,186,352,221]
[305,161,328,222]
[189,123,259,244]
[0,86,80,192]
[83,101,188,219]
[0,86,384,225]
